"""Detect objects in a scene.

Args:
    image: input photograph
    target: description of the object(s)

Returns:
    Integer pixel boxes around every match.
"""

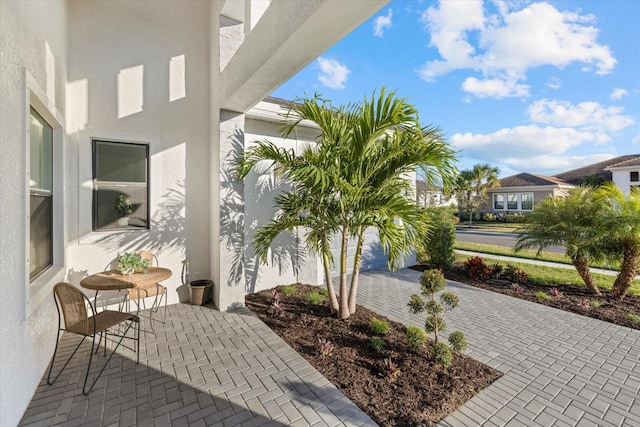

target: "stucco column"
[214,110,246,310]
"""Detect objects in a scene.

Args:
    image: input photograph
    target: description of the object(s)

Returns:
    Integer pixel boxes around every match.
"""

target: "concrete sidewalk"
[356,268,640,427]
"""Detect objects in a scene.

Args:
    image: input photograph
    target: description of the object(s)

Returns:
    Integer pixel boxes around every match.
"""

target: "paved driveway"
[356,269,640,427]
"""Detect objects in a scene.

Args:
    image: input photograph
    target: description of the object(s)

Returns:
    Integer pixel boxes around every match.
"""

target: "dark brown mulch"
[245,285,502,427]
[410,264,640,330]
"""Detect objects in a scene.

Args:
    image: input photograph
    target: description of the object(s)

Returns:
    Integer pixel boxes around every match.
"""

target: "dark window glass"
[507,194,518,210]
[631,171,639,182]
[521,193,533,210]
[29,108,53,279]
[493,194,504,210]
[93,141,149,230]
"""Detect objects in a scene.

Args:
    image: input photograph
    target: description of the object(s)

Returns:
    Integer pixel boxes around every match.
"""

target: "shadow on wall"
[92,180,188,299]
[242,153,299,294]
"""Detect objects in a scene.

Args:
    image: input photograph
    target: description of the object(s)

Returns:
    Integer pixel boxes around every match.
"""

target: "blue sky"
[271,0,639,178]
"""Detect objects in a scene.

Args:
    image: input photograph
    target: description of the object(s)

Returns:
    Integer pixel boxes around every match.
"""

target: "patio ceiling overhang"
[219,0,389,113]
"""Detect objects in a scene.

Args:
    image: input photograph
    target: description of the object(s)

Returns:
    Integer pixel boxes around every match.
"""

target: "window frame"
[493,194,504,210]
[521,193,534,211]
[507,194,518,210]
[24,70,65,318]
[91,140,150,231]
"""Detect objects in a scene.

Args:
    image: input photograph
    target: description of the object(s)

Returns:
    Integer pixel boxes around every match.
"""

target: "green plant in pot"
[117,252,150,275]
[115,195,133,226]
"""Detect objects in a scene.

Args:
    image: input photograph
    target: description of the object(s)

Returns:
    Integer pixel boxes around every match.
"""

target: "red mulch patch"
[245,285,502,427]
[410,264,640,330]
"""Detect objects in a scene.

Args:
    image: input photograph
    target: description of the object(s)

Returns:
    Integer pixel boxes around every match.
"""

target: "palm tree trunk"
[348,230,365,314]
[571,255,601,295]
[338,226,350,319]
[611,244,639,300]
[321,244,339,314]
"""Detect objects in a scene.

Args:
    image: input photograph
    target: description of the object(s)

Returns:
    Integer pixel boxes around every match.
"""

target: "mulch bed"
[411,264,640,330]
[245,285,502,427]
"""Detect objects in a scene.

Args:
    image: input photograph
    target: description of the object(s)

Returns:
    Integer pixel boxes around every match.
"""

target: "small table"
[80,267,172,292]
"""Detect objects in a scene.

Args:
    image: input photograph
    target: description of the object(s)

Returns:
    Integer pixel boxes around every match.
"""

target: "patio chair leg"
[47,330,87,386]
[82,319,137,395]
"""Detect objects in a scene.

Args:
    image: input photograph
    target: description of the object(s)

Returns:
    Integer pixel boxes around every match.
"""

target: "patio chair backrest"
[53,282,91,336]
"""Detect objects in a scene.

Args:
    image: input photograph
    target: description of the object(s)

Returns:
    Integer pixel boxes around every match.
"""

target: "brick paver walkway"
[356,269,640,427]
[19,304,373,427]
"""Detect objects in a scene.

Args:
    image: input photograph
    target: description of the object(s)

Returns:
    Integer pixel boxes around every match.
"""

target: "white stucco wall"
[610,166,640,194]
[0,1,68,425]
[65,0,211,304]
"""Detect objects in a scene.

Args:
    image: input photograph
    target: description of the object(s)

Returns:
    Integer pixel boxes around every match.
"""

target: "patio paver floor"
[356,269,640,427]
[19,268,640,426]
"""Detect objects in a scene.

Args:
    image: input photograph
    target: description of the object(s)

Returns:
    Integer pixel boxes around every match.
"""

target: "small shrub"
[549,287,562,297]
[577,298,590,309]
[534,291,551,300]
[504,264,528,283]
[318,339,335,358]
[431,342,453,367]
[463,256,492,280]
[379,358,400,381]
[369,317,391,335]
[448,331,467,352]
[270,300,284,317]
[406,325,427,353]
[484,213,496,222]
[370,336,385,353]
[280,285,296,296]
[626,313,640,323]
[318,288,329,297]
[306,290,326,305]
[421,208,456,270]
[490,263,503,277]
[589,300,602,308]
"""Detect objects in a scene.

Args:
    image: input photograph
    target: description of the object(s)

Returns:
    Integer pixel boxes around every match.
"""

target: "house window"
[29,108,53,280]
[631,171,639,182]
[507,194,518,210]
[493,194,504,210]
[93,140,149,230]
[521,193,533,210]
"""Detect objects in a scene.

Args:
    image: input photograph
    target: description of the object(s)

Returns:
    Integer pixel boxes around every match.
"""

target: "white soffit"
[220,0,389,113]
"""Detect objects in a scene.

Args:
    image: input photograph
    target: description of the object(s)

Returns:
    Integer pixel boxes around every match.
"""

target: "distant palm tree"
[453,163,500,225]
[515,186,604,295]
[595,183,640,299]
[579,174,607,188]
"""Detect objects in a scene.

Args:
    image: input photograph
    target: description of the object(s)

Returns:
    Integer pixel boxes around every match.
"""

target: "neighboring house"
[415,180,457,208]
[483,154,640,215]
[605,157,640,194]
[484,173,572,215]
[0,1,389,425]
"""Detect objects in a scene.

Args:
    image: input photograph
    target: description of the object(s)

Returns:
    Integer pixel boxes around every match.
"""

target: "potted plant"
[115,195,133,226]
[117,252,150,275]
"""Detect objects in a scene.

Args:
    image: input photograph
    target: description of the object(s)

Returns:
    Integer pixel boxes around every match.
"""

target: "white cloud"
[527,99,634,132]
[317,57,350,90]
[374,9,393,37]
[546,77,561,89]
[462,76,530,98]
[610,88,629,100]
[419,1,616,98]
[498,153,617,173]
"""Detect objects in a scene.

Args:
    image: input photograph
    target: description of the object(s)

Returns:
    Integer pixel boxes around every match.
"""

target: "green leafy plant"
[430,342,453,367]
[406,325,427,353]
[306,290,326,305]
[370,336,385,353]
[114,194,133,217]
[503,264,529,283]
[117,252,149,275]
[534,291,551,300]
[589,300,602,308]
[448,331,467,352]
[280,285,296,296]
[408,269,466,366]
[419,207,456,269]
[626,313,640,322]
[369,317,391,335]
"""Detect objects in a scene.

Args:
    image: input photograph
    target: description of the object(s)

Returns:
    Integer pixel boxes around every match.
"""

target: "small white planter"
[117,217,130,226]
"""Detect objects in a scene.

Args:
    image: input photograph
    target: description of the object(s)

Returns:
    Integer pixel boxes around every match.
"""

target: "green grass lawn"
[454,254,640,296]
[456,222,519,233]
[454,241,621,271]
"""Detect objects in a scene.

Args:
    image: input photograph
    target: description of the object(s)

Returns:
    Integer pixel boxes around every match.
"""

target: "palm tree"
[237,89,458,319]
[595,184,640,299]
[515,186,604,295]
[453,163,500,225]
